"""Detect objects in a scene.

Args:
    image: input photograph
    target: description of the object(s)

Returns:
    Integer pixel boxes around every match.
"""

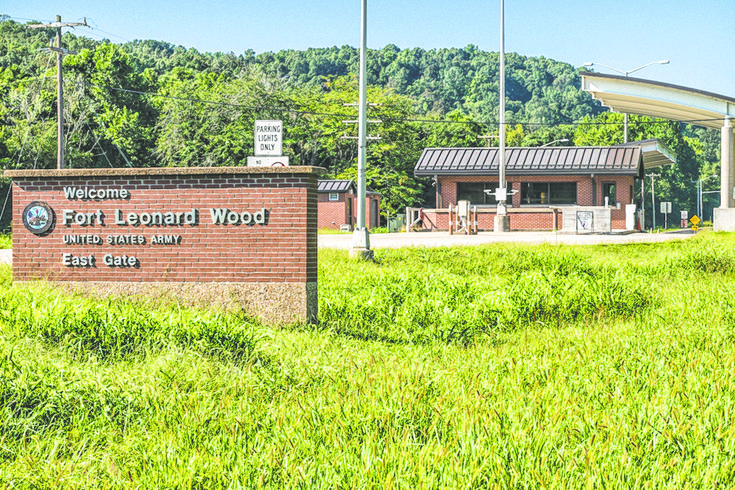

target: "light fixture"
[581,60,670,143]
[540,138,569,147]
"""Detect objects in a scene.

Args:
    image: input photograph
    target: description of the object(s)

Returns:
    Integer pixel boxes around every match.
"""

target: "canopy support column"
[714,117,735,230]
[722,117,734,208]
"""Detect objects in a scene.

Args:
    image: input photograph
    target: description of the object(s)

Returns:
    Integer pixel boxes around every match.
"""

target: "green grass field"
[1,233,735,487]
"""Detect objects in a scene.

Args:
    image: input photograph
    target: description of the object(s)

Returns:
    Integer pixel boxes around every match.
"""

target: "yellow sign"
[692,225,699,232]
[690,215,701,225]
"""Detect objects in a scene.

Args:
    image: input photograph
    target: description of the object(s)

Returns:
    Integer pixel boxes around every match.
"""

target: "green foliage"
[0,19,721,218]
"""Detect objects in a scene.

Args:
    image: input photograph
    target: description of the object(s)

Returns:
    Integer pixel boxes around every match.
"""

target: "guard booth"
[412,141,676,232]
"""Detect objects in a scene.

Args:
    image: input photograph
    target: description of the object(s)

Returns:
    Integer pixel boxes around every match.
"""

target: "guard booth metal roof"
[414,141,675,178]
[317,180,354,193]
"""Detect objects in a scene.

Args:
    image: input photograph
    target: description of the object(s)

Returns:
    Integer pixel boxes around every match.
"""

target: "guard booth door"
[346,198,353,227]
[371,199,379,228]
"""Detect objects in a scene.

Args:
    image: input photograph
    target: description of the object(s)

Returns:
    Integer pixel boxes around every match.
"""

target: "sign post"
[660,201,672,229]
[690,214,701,233]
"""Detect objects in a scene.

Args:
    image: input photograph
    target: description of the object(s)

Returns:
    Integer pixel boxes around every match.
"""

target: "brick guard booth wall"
[6,166,324,324]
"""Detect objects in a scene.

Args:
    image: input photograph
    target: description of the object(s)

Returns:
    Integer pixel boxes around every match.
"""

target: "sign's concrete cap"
[5,166,326,178]
[582,72,735,129]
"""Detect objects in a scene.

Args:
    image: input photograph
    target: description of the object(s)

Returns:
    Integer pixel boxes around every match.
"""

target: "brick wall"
[434,174,635,231]
[7,167,323,323]
[420,208,558,231]
[593,176,635,229]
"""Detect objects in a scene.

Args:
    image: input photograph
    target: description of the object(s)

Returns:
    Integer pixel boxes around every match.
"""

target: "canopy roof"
[620,139,677,170]
[581,73,735,130]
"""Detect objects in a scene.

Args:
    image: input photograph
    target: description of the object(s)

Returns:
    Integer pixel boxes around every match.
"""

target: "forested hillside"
[0,17,720,222]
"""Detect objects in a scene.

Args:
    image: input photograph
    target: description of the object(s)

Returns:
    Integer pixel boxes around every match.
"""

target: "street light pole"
[494,0,511,232]
[583,60,669,143]
[498,0,506,203]
[349,0,373,259]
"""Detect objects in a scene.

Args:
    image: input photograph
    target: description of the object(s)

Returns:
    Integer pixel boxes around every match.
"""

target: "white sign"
[660,201,672,214]
[247,156,289,167]
[254,120,283,156]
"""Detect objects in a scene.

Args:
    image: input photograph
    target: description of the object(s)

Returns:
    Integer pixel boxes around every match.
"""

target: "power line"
[82,18,132,43]
[96,84,503,127]
[93,84,727,129]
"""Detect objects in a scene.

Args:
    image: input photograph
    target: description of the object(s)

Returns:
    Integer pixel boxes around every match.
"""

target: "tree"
[64,43,156,167]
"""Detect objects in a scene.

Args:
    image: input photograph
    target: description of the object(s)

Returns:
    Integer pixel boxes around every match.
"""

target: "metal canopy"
[618,139,677,169]
[581,73,735,130]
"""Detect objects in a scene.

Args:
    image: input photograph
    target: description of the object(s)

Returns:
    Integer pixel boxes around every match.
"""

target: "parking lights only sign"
[254,120,283,156]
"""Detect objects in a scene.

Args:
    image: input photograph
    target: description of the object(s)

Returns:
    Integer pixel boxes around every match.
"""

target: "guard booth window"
[521,182,577,205]
[456,182,498,205]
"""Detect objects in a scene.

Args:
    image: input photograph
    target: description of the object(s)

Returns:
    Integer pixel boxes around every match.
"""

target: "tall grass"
[0,234,735,487]
[0,285,264,363]
[319,244,653,344]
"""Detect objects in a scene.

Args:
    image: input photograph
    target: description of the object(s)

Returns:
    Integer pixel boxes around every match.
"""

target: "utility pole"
[640,178,645,230]
[649,173,661,230]
[28,15,87,169]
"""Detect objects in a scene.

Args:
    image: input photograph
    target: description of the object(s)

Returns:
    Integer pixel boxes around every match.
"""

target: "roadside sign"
[690,215,700,232]
[254,120,283,156]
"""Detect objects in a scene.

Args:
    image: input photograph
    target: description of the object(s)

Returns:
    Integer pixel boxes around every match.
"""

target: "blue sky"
[7,0,735,96]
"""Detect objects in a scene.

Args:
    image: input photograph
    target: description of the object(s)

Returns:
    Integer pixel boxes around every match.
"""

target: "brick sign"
[6,166,323,324]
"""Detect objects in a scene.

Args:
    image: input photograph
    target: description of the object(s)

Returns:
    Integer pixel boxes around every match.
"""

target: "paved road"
[318,229,697,249]
[0,231,695,265]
